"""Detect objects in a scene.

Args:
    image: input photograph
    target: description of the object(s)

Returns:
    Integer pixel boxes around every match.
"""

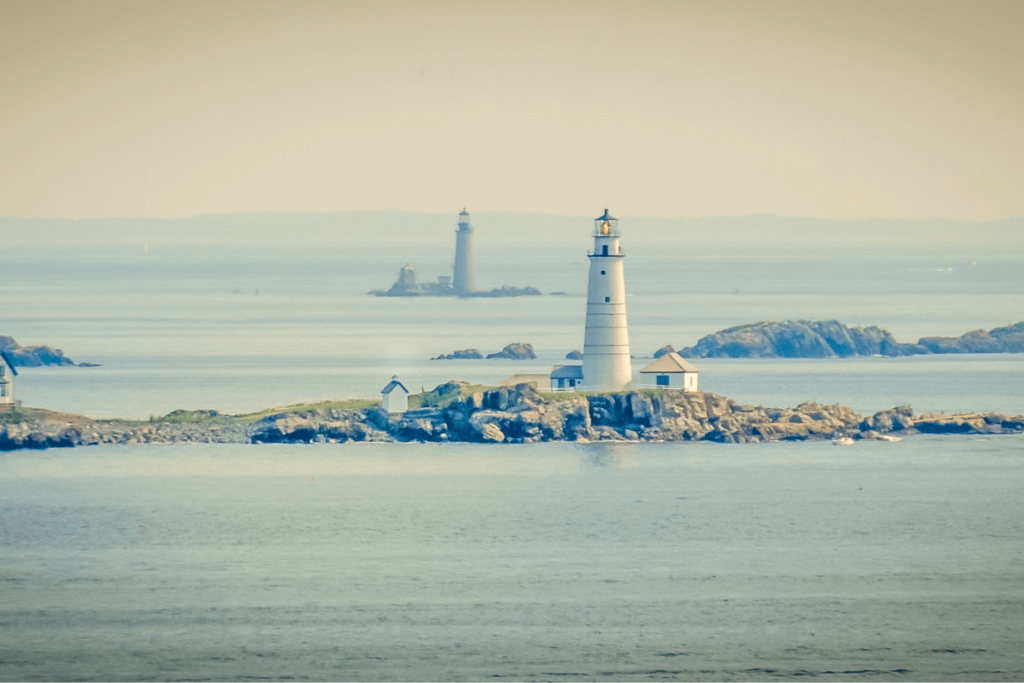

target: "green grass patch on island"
[233,398,382,422]
[0,408,35,425]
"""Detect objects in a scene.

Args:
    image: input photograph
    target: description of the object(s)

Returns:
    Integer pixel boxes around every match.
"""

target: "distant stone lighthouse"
[581,209,632,391]
[453,209,475,295]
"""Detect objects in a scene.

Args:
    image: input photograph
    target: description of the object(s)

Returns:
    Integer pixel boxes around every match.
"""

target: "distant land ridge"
[678,321,1024,358]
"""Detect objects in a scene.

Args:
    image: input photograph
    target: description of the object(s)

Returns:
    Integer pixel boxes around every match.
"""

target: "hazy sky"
[1,0,1022,221]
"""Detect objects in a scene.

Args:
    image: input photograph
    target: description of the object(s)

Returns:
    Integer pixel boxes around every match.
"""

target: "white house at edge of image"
[381,376,410,413]
[0,350,17,409]
[639,352,699,391]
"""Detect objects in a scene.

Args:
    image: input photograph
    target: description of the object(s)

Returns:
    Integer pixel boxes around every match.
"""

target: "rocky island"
[676,320,1024,358]
[432,343,536,360]
[369,264,542,298]
[3,382,1022,452]
[0,336,95,367]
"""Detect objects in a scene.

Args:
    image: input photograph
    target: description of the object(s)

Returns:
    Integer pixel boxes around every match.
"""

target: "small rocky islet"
[2,382,1022,452]
[432,342,537,361]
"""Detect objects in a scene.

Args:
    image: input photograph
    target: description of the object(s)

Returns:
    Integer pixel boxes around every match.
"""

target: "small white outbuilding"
[639,351,699,392]
[381,376,410,413]
[0,350,17,409]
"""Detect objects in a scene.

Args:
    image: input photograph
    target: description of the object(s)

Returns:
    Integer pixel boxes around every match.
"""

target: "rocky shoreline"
[2,382,1022,452]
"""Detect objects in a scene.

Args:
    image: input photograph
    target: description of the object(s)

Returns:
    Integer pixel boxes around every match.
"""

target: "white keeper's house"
[0,350,17,409]
[549,365,583,392]
[639,351,699,391]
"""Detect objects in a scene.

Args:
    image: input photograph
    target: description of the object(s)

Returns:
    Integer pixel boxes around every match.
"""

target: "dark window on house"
[602,245,608,255]
[656,375,670,386]
[0,385,6,397]
[0,366,4,377]
[605,296,610,302]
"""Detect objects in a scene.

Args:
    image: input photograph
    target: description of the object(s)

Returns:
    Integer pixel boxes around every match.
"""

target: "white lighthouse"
[453,209,475,295]
[581,209,632,392]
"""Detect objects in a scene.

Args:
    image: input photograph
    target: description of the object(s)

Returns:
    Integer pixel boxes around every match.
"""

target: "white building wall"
[581,234,632,392]
[382,389,408,413]
[0,364,12,405]
[641,372,683,389]
[640,372,699,392]
[685,372,699,392]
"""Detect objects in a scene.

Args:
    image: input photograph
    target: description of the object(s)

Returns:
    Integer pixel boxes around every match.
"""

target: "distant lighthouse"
[581,209,632,391]
[453,209,475,295]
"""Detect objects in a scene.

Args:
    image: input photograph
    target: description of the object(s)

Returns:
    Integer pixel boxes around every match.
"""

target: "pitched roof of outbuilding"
[550,364,584,379]
[381,378,409,394]
[639,351,698,374]
[0,350,17,377]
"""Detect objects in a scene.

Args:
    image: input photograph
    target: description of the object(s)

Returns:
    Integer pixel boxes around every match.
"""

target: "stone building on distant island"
[369,209,542,298]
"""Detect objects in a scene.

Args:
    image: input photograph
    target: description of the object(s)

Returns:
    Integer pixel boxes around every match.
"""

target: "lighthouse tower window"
[602,245,608,255]
[605,297,610,302]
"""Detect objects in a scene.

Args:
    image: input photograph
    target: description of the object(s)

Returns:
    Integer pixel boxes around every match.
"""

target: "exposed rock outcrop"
[678,321,1024,359]
[431,344,537,360]
[679,321,911,358]
[914,412,1024,434]
[918,323,1024,354]
[431,349,484,360]
[0,336,79,367]
[485,343,537,360]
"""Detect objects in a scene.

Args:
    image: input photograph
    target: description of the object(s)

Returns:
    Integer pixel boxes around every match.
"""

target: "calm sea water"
[2,241,1024,680]
[2,439,1023,681]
